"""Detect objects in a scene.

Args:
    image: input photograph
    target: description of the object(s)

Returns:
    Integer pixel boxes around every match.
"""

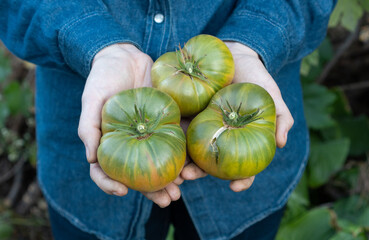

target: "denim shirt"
[0,1,335,239]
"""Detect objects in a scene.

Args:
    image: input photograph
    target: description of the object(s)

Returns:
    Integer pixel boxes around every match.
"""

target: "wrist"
[224,41,259,58]
[93,43,140,65]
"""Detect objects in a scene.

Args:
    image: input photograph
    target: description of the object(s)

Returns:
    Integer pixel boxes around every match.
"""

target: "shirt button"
[154,13,164,24]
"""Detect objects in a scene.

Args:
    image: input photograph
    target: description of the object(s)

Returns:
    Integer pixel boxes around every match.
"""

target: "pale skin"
[78,42,294,208]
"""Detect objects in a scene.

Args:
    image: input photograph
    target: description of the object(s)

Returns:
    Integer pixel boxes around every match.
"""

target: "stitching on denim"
[235,10,289,47]
[164,0,172,52]
[59,12,123,76]
[145,10,154,53]
[232,10,290,68]
[59,12,107,47]
[145,18,154,53]
[168,1,179,47]
[142,0,153,53]
[158,0,167,55]
[219,35,271,72]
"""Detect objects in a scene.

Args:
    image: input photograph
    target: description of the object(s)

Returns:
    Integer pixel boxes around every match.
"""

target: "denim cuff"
[58,12,141,78]
[217,10,290,76]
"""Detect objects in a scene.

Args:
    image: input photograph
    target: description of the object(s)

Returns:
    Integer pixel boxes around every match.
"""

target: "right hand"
[78,43,183,208]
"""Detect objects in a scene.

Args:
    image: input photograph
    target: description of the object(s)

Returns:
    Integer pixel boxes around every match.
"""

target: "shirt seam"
[144,9,154,53]
[58,11,108,47]
[158,0,167,55]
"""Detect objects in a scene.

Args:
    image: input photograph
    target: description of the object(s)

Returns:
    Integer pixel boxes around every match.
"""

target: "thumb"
[275,103,294,148]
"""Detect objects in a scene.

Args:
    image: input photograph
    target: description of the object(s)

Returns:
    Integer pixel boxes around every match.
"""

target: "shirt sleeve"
[216,0,337,75]
[0,1,141,78]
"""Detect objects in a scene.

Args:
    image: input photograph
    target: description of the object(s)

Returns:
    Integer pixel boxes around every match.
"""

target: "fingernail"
[284,131,288,140]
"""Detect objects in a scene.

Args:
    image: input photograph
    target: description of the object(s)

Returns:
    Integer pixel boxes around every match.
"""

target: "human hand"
[78,43,183,207]
[181,42,294,192]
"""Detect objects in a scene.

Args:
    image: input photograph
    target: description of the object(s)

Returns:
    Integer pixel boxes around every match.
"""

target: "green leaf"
[329,0,363,31]
[337,115,369,156]
[318,39,334,63]
[28,142,38,167]
[0,100,10,128]
[301,63,324,83]
[166,224,175,240]
[291,172,310,207]
[0,47,11,84]
[331,88,352,118]
[307,138,350,188]
[276,208,336,240]
[300,59,311,77]
[0,221,13,239]
[3,82,33,116]
[281,173,310,225]
[358,0,369,11]
[329,230,367,240]
[334,195,369,228]
[303,83,336,130]
[301,50,320,76]
[341,1,363,31]
[334,219,367,239]
[335,167,360,190]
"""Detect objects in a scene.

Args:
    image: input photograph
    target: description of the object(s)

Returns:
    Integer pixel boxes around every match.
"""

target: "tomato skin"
[151,34,235,117]
[98,87,186,192]
[186,83,276,180]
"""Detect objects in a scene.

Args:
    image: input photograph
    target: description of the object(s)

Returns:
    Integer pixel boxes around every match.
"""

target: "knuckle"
[77,125,85,140]
[139,53,153,63]
[287,116,295,128]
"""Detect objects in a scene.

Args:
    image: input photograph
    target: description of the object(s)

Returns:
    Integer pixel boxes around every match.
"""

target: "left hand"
[181,41,294,192]
[78,43,183,208]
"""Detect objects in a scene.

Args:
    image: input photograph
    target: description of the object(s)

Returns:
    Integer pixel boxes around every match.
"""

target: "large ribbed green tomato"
[97,87,186,192]
[187,83,276,180]
[151,34,235,117]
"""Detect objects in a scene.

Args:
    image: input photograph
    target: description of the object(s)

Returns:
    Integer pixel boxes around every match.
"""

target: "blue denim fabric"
[0,1,336,239]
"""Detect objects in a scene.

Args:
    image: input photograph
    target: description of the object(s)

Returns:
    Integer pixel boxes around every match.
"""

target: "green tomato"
[151,34,235,117]
[187,83,276,180]
[98,87,186,192]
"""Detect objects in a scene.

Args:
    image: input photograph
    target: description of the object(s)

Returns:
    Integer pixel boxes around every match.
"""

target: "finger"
[173,175,184,185]
[78,92,104,163]
[90,163,128,196]
[164,183,181,201]
[229,176,255,192]
[181,163,208,180]
[275,105,294,148]
[143,190,171,208]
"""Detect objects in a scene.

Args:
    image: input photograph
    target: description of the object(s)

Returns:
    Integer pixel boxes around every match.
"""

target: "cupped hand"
[78,43,182,208]
[181,41,294,192]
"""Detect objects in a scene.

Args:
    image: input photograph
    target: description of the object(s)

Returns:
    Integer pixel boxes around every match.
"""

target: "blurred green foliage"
[0,48,36,166]
[277,1,369,239]
[0,47,38,238]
